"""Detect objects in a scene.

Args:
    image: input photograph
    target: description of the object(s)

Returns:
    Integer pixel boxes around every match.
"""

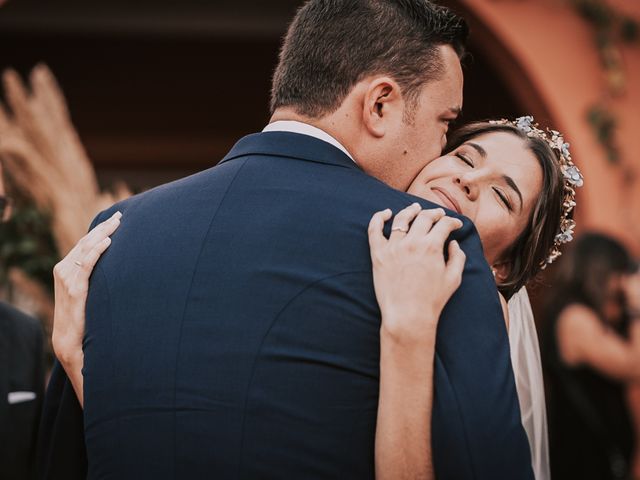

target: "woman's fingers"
[78,212,121,253]
[445,240,466,290]
[406,208,445,240]
[389,203,421,240]
[53,211,122,288]
[422,216,463,250]
[70,211,121,263]
[369,205,464,262]
[78,236,112,276]
[368,209,392,253]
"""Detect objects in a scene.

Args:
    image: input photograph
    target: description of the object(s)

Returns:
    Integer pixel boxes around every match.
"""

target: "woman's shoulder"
[556,302,603,339]
[555,302,603,365]
[557,303,600,327]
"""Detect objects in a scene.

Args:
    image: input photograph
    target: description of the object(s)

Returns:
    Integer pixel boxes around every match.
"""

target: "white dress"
[508,287,551,480]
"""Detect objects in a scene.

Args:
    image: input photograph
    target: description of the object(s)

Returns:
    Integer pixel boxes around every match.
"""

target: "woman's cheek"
[475,212,500,257]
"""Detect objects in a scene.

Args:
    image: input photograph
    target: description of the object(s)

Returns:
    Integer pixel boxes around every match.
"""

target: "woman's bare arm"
[52,211,122,407]
[376,321,437,480]
[368,204,465,480]
[557,303,640,383]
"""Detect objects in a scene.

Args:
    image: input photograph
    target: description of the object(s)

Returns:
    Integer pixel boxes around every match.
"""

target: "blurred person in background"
[0,160,45,480]
[543,232,640,480]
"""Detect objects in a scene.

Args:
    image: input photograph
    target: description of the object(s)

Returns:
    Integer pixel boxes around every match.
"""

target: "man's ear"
[361,77,402,138]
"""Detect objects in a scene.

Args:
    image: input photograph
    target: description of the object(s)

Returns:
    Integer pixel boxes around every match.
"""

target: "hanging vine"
[571,0,638,173]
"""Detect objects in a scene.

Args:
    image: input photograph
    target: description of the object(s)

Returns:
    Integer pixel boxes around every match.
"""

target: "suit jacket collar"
[219,131,362,172]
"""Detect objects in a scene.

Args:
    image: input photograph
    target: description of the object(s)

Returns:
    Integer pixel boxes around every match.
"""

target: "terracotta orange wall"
[459,0,640,255]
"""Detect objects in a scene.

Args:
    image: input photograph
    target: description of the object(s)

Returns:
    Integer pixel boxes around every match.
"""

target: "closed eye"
[493,187,513,211]
[455,153,474,167]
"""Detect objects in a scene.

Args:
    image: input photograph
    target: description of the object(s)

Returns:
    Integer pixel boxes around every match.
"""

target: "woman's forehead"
[470,132,540,172]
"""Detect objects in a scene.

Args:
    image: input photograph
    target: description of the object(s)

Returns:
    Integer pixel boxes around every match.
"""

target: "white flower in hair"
[563,165,584,187]
[555,219,576,244]
[516,115,534,132]
[490,116,584,267]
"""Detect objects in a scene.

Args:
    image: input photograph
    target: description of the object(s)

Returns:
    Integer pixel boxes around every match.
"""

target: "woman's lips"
[431,187,461,214]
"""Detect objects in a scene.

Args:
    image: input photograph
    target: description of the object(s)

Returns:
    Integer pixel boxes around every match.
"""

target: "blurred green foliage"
[574,0,639,44]
[0,199,59,295]
[572,0,638,167]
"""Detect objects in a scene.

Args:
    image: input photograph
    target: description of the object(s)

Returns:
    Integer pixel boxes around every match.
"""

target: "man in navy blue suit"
[40,1,533,478]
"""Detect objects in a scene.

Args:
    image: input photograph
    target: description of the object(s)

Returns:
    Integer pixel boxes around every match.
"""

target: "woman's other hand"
[368,203,466,345]
[51,211,121,405]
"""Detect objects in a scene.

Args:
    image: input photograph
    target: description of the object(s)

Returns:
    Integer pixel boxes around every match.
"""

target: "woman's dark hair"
[549,233,634,316]
[271,0,468,118]
[444,121,565,299]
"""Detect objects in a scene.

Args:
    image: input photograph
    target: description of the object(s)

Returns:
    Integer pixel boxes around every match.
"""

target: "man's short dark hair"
[270,0,468,118]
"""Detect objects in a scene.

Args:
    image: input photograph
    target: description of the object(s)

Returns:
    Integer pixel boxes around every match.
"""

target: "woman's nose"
[454,174,478,200]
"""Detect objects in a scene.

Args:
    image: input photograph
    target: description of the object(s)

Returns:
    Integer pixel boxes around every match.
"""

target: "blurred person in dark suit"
[0,161,45,480]
[543,232,640,480]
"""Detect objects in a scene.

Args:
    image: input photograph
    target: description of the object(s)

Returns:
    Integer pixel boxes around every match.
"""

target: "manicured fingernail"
[385,208,392,215]
[104,237,112,245]
[113,211,122,219]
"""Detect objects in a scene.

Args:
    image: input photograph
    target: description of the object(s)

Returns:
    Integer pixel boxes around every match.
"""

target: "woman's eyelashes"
[455,152,474,167]
[493,187,513,211]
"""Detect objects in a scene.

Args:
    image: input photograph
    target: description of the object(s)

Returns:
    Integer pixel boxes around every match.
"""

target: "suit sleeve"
[431,216,534,479]
[36,209,113,480]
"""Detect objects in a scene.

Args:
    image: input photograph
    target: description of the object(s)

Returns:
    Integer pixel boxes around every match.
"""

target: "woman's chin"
[407,187,442,208]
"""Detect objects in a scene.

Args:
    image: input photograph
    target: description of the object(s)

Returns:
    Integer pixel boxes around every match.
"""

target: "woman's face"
[407,131,543,266]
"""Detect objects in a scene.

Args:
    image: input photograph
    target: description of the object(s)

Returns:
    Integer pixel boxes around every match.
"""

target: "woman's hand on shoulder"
[52,211,122,366]
[368,203,466,347]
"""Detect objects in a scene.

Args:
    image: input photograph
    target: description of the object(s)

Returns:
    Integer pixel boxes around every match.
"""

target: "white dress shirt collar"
[262,120,356,163]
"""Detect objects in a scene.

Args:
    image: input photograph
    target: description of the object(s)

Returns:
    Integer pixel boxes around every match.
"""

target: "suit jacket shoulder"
[78,131,532,479]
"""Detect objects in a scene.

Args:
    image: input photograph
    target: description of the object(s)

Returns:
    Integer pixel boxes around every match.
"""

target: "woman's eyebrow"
[503,175,523,212]
[466,142,487,158]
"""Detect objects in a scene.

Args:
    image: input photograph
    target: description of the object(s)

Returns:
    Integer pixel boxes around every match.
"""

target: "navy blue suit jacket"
[41,132,532,479]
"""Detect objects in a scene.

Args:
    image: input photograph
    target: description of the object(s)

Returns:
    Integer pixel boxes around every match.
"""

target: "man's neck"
[269,107,407,190]
[269,108,358,162]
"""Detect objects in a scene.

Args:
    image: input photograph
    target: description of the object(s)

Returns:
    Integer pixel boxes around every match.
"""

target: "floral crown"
[489,116,584,268]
